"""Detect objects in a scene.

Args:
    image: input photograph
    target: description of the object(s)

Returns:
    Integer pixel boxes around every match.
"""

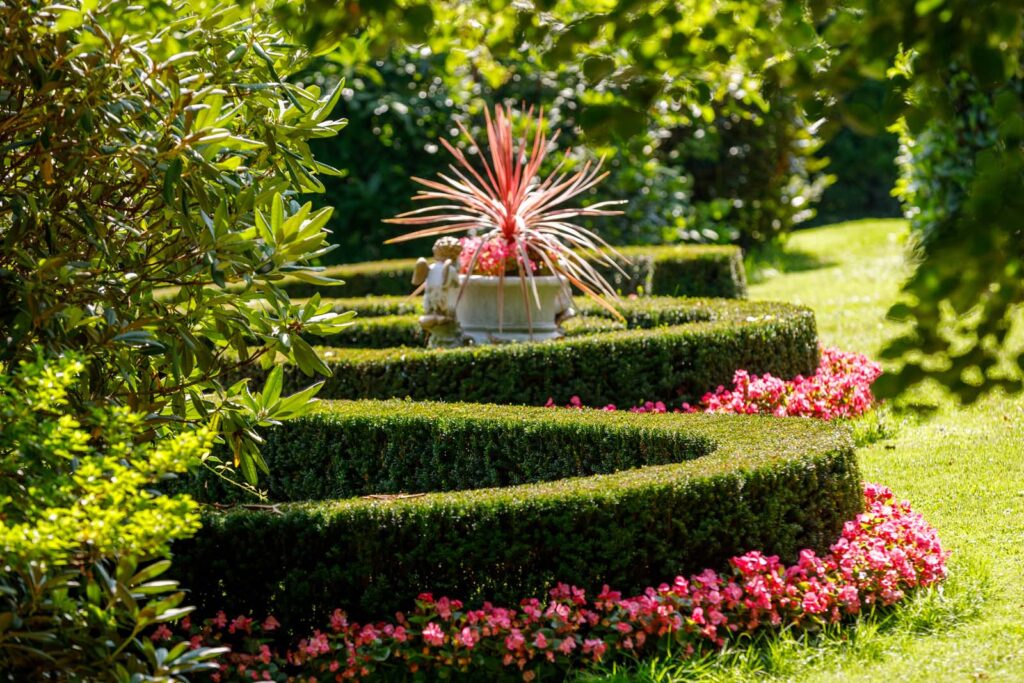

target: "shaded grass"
[582,219,1024,682]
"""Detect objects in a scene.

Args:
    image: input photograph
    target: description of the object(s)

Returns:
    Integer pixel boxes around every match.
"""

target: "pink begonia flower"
[149,624,173,642]
[548,347,882,420]
[457,626,479,649]
[422,622,445,647]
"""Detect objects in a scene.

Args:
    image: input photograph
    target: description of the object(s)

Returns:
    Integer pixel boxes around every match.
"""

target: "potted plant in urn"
[385,105,627,346]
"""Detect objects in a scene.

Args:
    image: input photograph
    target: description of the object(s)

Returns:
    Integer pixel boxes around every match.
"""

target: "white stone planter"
[456,274,573,344]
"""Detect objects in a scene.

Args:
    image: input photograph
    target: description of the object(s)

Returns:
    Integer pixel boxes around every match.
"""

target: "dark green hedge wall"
[278,244,747,299]
[183,400,716,502]
[284,298,818,406]
[173,402,861,630]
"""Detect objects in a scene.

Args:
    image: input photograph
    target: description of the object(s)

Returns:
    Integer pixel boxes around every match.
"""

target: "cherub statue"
[412,236,464,348]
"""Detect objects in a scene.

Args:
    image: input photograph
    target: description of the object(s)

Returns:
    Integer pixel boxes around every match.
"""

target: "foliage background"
[302,48,835,264]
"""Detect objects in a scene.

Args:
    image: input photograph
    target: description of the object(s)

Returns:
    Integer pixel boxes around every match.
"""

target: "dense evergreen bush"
[880,66,1024,400]
[0,0,351,676]
[0,354,221,677]
[0,0,353,485]
[665,81,832,249]
[277,243,747,299]
[174,403,861,628]
[278,297,818,406]
[893,69,1024,246]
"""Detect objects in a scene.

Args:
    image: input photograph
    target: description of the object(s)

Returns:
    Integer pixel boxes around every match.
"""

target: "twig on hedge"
[361,493,427,501]
[209,502,284,514]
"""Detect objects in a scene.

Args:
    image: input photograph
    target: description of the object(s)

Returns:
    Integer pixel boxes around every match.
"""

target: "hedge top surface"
[311,296,815,361]
[313,294,807,329]
[275,295,819,406]
[212,400,852,514]
[274,243,748,299]
[316,244,741,277]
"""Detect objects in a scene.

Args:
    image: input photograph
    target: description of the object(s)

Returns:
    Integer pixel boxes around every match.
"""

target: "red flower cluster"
[169,485,945,682]
[547,347,882,420]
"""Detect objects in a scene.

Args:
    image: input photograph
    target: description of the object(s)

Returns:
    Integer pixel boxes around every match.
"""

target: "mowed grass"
[581,219,1024,682]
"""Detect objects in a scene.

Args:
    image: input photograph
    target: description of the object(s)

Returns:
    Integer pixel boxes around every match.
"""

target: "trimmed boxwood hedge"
[283,297,818,406]
[183,400,718,503]
[278,244,748,299]
[173,402,861,629]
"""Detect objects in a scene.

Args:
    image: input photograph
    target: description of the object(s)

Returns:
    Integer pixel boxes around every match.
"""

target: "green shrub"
[0,354,221,678]
[668,81,832,249]
[0,0,353,485]
[880,65,1024,401]
[173,401,861,629]
[281,297,818,406]
[893,69,1023,246]
[183,400,716,502]
[278,244,747,299]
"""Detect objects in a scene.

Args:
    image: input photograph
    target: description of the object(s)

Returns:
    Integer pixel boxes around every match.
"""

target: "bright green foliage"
[174,400,861,628]
[274,243,747,299]
[0,357,205,563]
[0,0,354,485]
[881,67,1024,401]
[279,297,818,406]
[0,354,223,678]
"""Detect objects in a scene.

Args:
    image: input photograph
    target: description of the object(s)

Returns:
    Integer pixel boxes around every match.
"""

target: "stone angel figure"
[412,237,464,348]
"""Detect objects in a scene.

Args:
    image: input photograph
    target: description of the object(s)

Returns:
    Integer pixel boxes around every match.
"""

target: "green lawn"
[585,219,1024,682]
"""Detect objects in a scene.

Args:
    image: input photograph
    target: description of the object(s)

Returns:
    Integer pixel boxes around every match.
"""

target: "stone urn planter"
[456,274,575,344]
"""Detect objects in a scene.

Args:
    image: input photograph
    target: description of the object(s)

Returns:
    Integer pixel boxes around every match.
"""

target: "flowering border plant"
[549,347,883,420]
[169,484,945,682]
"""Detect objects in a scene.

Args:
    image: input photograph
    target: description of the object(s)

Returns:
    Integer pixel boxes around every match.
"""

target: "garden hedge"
[174,401,861,629]
[278,244,748,299]
[283,297,818,406]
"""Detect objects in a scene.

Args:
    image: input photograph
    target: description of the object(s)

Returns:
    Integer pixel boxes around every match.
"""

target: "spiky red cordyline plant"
[384,104,628,328]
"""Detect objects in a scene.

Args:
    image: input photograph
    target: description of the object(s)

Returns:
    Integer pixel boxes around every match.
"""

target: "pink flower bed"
[547,347,882,419]
[169,484,945,682]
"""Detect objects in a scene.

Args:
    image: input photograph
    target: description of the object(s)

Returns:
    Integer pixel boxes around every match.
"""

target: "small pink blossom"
[422,622,445,647]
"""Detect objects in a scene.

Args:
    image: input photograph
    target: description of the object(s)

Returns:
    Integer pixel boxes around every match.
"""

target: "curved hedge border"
[283,297,818,406]
[184,485,946,682]
[279,244,748,299]
[184,400,716,502]
[174,401,860,629]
